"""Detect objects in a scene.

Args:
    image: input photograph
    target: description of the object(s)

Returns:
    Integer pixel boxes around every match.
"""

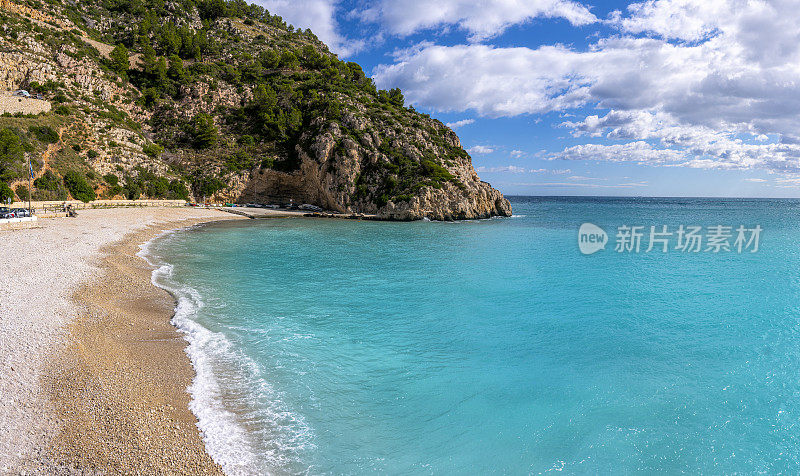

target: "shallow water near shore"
[144,197,800,474]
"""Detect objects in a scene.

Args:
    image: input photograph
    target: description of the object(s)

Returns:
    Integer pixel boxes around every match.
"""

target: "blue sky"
[255,0,800,197]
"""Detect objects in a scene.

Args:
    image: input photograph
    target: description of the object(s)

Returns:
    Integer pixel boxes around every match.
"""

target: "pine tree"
[109,44,130,78]
[192,114,218,149]
[167,55,185,82]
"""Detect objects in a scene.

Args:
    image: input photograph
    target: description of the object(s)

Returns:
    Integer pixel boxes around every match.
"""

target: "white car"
[13,90,30,98]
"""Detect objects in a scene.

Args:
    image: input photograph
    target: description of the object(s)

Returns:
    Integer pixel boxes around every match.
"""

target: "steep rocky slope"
[0,0,511,220]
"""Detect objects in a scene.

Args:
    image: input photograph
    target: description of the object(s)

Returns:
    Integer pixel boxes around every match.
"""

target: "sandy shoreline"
[0,208,245,473]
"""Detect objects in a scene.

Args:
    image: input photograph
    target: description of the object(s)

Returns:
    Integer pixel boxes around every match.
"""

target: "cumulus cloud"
[559,110,800,171]
[610,0,728,42]
[372,0,800,173]
[510,150,526,158]
[467,145,495,154]
[374,43,595,117]
[358,0,596,40]
[446,118,475,129]
[253,0,362,55]
[551,141,687,164]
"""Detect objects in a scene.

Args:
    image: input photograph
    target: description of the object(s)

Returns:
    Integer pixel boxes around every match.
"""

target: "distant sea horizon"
[505,194,800,200]
[143,196,800,474]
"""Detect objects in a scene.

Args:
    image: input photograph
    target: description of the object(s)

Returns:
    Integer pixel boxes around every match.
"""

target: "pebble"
[1,208,235,473]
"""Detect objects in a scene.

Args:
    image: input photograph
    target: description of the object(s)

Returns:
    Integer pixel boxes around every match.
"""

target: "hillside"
[0,0,511,220]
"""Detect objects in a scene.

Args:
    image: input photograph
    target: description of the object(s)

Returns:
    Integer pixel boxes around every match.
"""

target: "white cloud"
[372,0,800,173]
[510,150,525,158]
[253,0,362,55]
[477,166,572,174]
[552,141,687,164]
[567,175,605,181]
[374,43,595,117]
[744,178,767,183]
[477,165,527,173]
[610,0,728,42]
[468,145,495,154]
[502,181,648,188]
[559,110,800,171]
[446,118,475,129]
[358,0,596,40]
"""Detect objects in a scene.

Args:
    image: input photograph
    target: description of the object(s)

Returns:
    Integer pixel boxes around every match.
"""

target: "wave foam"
[138,231,313,475]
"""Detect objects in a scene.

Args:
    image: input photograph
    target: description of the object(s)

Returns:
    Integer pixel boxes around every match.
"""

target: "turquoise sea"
[142,197,800,474]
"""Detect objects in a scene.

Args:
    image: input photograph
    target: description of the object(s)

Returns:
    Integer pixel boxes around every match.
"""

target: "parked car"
[264,204,279,209]
[299,204,323,212]
[11,208,30,217]
[0,207,15,218]
[13,90,30,98]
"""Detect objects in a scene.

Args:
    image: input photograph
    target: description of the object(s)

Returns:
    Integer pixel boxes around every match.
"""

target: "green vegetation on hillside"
[0,0,477,209]
[81,0,461,200]
[63,170,96,202]
[0,128,28,184]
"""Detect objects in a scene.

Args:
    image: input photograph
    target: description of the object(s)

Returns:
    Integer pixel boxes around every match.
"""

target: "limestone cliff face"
[380,181,512,221]
[232,154,511,220]
[226,110,512,220]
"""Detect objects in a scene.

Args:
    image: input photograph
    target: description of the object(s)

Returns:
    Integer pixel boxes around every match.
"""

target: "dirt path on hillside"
[38,126,66,175]
[8,125,66,191]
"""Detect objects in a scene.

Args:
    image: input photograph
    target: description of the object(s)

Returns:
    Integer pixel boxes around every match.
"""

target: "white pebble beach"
[0,207,238,472]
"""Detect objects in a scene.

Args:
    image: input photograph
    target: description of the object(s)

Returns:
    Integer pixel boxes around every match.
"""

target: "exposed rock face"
[236,167,329,208]
[0,0,67,28]
[227,111,512,220]
[381,181,512,221]
[0,52,58,91]
[233,164,511,220]
[235,167,511,220]
[206,103,513,220]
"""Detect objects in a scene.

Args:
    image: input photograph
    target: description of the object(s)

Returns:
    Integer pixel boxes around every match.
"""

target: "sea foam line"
[138,229,314,475]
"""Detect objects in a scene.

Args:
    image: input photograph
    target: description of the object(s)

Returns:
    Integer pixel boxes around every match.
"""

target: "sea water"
[142,197,800,474]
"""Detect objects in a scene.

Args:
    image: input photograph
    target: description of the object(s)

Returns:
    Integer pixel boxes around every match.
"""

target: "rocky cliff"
[0,0,511,220]
[230,125,511,220]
